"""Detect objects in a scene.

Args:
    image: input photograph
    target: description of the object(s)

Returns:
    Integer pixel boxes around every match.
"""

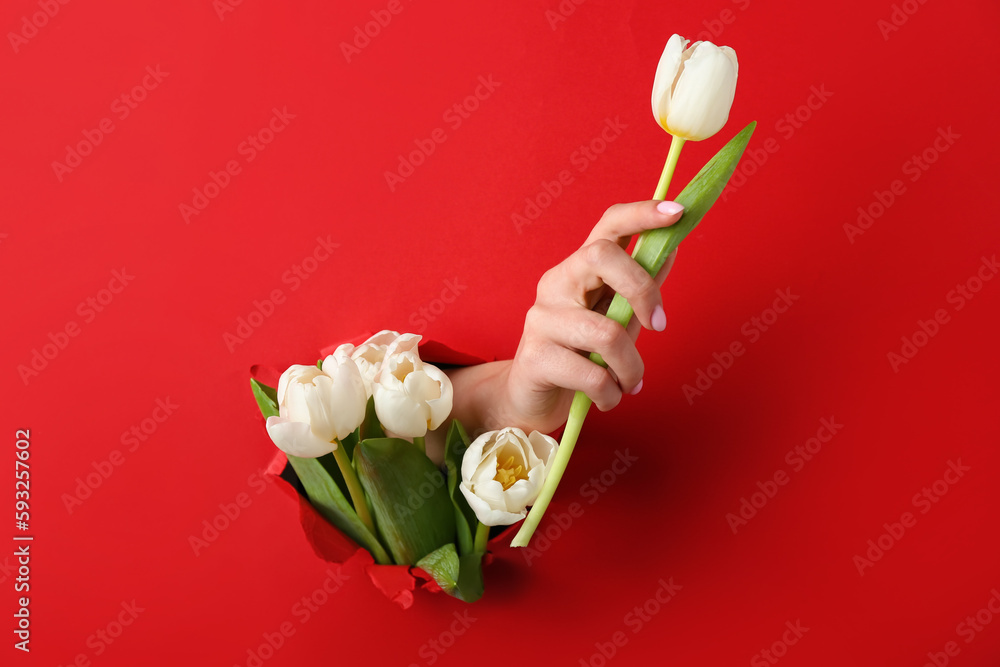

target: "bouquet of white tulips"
[250,33,757,604]
[251,331,558,603]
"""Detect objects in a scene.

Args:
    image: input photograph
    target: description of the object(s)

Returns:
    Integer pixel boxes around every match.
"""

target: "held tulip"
[651,33,738,142]
[265,349,367,458]
[372,334,454,438]
[513,37,750,548]
[459,428,558,527]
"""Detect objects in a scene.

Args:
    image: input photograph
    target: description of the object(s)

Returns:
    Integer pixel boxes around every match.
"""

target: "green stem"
[412,436,425,454]
[511,137,686,549]
[654,134,685,200]
[633,134,686,260]
[509,392,591,547]
[332,443,376,535]
[474,522,490,554]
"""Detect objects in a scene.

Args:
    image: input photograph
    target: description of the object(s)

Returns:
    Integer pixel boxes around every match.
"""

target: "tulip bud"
[651,33,738,141]
[265,348,367,457]
[372,333,454,438]
[459,427,558,526]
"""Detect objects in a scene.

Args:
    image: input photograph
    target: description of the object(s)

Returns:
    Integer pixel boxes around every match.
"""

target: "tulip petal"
[332,342,355,357]
[720,45,738,78]
[373,383,427,437]
[328,359,368,440]
[361,330,401,347]
[651,33,687,130]
[667,41,738,141]
[528,430,558,467]
[422,364,454,430]
[383,332,422,361]
[461,432,489,482]
[402,369,441,403]
[277,363,321,406]
[303,374,339,442]
[460,482,526,527]
[283,381,311,425]
[503,477,539,513]
[472,474,507,509]
[265,416,336,458]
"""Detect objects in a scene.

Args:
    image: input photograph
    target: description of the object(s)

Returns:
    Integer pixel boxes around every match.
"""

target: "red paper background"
[3,0,999,665]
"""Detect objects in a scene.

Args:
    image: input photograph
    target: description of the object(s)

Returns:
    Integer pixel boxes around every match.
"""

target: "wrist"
[443,360,514,437]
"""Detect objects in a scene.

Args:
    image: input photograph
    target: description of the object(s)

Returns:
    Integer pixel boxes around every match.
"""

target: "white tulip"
[372,333,453,438]
[265,349,367,458]
[335,330,400,398]
[651,33,738,141]
[459,427,558,526]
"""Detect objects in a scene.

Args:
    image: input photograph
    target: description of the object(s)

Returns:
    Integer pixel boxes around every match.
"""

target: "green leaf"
[315,451,352,507]
[359,395,385,442]
[252,378,388,562]
[354,438,456,565]
[444,420,476,556]
[250,379,279,419]
[338,428,358,462]
[415,543,485,604]
[602,121,757,340]
[285,454,391,565]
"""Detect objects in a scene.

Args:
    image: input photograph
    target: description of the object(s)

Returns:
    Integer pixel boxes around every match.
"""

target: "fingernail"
[656,201,683,216]
[629,379,644,395]
[651,305,667,332]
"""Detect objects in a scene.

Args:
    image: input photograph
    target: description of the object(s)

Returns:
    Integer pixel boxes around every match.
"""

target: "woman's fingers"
[524,341,625,412]
[525,304,644,395]
[513,200,684,425]
[584,200,683,247]
[626,248,678,340]
[537,238,664,331]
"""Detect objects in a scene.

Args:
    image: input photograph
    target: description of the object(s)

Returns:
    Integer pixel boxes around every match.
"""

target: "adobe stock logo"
[578,577,682,667]
[693,0,752,43]
[408,277,466,333]
[750,620,809,667]
[843,127,959,244]
[18,268,135,386]
[180,107,296,223]
[877,0,930,40]
[384,75,501,192]
[520,449,638,566]
[545,0,588,30]
[7,0,72,54]
[407,612,477,667]
[232,567,352,667]
[721,84,833,203]
[340,0,411,63]
[51,66,170,183]
[726,417,843,534]
[61,397,179,514]
[188,469,276,556]
[56,600,146,666]
[886,254,996,373]
[681,288,799,404]
[852,459,970,576]
[223,235,339,353]
[512,117,628,234]
[921,588,1000,667]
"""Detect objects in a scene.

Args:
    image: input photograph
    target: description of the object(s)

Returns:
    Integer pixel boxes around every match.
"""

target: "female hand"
[440,198,683,448]
[498,199,683,433]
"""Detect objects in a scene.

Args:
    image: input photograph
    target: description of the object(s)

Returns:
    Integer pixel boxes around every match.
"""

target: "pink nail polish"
[656,201,683,216]
[651,305,667,332]
[629,379,644,395]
